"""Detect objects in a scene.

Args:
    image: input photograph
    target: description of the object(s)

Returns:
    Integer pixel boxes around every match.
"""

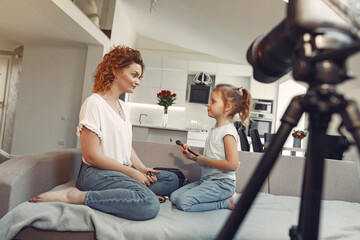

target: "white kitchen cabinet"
[187,131,241,150]
[128,85,160,105]
[188,61,218,74]
[132,125,187,144]
[187,131,208,148]
[148,128,187,144]
[141,69,162,87]
[128,69,187,107]
[162,59,188,71]
[217,63,252,77]
[215,75,250,90]
[168,89,186,107]
[132,126,148,142]
[161,71,187,90]
[128,69,162,104]
[142,57,162,69]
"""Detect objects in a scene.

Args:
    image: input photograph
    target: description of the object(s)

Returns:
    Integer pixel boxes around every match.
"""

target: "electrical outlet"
[58,140,65,145]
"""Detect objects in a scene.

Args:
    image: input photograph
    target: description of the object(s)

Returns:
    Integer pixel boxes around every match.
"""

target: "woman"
[29,46,179,220]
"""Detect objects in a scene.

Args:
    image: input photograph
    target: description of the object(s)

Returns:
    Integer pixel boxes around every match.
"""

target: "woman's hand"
[129,147,160,185]
[129,169,154,186]
[141,167,160,183]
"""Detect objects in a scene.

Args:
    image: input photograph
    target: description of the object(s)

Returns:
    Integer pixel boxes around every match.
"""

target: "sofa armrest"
[0,149,82,218]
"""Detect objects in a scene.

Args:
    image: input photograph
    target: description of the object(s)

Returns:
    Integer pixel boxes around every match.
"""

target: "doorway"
[0,55,11,159]
[276,79,307,148]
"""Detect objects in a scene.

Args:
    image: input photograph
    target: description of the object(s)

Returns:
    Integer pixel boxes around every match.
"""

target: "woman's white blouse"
[76,93,133,166]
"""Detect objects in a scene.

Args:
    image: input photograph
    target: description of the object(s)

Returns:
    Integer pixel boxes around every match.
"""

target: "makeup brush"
[175,140,199,156]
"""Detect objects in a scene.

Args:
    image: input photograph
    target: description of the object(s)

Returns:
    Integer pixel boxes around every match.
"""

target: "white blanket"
[1,182,360,240]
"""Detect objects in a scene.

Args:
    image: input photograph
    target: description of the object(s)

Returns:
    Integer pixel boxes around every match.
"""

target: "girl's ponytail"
[238,88,251,125]
[213,84,252,125]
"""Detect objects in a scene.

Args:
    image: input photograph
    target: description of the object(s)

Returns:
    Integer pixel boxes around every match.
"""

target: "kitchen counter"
[132,123,189,132]
[132,123,209,146]
[132,124,189,144]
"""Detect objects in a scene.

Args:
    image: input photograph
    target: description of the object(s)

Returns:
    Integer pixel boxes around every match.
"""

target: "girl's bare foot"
[227,192,238,210]
[28,187,86,205]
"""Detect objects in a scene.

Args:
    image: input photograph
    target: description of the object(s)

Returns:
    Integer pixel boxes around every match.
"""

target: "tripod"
[216,30,360,239]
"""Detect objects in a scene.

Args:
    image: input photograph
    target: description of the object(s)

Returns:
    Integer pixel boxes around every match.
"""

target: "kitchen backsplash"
[126,102,216,130]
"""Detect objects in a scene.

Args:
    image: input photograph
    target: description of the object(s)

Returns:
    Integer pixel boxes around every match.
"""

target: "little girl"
[170,83,251,212]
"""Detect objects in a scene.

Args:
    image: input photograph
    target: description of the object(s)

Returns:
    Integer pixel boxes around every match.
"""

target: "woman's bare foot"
[28,187,86,205]
[227,192,238,210]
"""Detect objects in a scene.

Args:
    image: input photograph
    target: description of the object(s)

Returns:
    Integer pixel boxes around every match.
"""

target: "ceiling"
[121,0,287,64]
[0,0,110,50]
[0,0,287,65]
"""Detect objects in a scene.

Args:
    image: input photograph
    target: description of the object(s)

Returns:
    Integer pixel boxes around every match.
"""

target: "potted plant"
[292,129,307,148]
[157,90,176,127]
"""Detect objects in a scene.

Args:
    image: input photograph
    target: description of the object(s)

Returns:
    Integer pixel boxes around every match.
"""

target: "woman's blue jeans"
[170,178,235,212]
[76,165,179,220]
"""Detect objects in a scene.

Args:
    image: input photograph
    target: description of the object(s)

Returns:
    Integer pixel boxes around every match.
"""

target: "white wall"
[0,58,9,101]
[11,44,87,155]
[110,0,136,47]
[276,79,307,148]
[80,45,104,103]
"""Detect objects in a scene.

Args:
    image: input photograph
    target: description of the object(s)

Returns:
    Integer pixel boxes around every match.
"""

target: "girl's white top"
[201,123,239,181]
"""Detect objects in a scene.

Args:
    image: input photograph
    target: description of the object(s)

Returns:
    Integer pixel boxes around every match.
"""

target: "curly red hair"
[93,46,145,93]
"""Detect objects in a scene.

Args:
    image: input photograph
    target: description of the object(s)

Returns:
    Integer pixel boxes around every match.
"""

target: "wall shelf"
[0,0,111,48]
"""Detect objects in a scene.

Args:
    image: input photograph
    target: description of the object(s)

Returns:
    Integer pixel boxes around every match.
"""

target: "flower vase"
[162,108,168,127]
[293,137,301,148]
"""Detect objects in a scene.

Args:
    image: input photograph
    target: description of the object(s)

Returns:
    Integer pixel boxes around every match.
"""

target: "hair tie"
[238,87,243,96]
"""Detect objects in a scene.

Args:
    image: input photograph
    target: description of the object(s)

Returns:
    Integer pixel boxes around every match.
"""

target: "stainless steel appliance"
[252,99,273,114]
[248,112,273,138]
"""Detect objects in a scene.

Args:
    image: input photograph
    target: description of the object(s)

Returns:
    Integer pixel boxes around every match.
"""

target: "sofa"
[1,141,360,240]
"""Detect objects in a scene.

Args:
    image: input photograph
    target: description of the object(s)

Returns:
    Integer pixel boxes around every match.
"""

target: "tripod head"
[247,0,360,84]
[291,29,357,86]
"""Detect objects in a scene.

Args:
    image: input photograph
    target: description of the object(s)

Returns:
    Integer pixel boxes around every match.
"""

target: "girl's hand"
[180,144,192,159]
[141,167,160,183]
[196,154,207,166]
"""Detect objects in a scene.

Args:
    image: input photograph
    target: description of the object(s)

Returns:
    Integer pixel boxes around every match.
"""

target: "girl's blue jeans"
[76,164,179,220]
[170,178,235,212]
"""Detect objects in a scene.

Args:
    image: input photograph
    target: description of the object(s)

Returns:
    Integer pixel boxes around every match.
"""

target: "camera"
[247,0,359,83]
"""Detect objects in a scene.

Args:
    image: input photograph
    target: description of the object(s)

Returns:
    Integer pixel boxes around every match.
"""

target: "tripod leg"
[216,95,305,240]
[295,112,331,240]
[340,100,360,152]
